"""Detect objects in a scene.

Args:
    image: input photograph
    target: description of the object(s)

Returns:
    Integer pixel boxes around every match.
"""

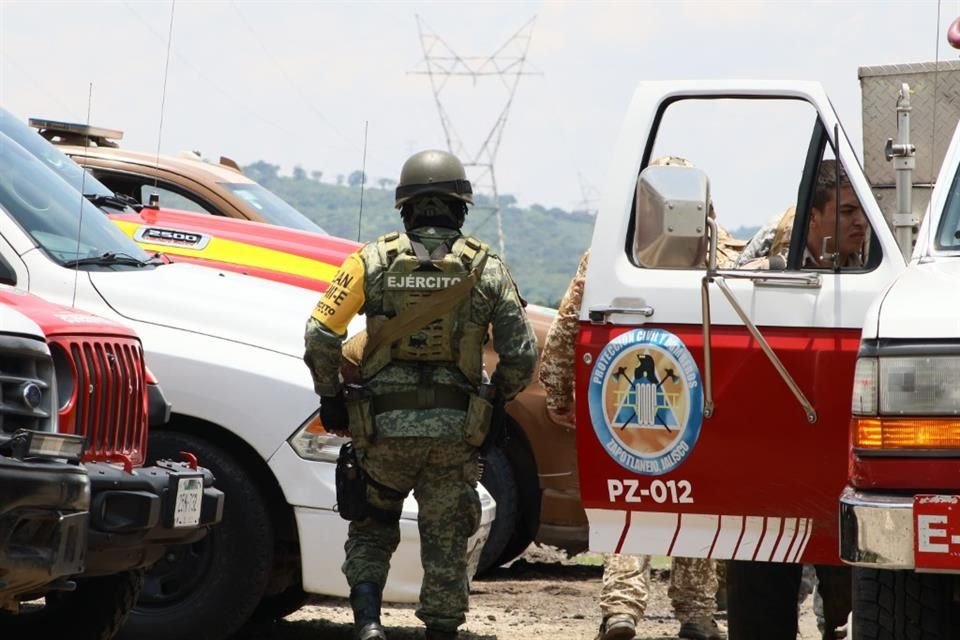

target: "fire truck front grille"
[50,336,147,465]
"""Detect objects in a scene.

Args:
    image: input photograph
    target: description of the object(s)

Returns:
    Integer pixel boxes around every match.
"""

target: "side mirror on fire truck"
[632,165,710,269]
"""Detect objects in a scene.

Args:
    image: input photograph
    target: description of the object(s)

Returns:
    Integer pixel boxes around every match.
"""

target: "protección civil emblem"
[588,328,703,475]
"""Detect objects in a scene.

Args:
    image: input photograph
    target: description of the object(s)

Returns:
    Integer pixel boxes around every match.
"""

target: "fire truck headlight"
[854,356,960,450]
[879,356,960,416]
[288,410,346,462]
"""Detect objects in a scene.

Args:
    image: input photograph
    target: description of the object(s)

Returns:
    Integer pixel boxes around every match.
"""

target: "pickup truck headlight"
[289,410,346,462]
[852,356,960,450]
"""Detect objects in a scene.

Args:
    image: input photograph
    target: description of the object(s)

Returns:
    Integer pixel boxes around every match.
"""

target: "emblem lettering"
[588,328,704,476]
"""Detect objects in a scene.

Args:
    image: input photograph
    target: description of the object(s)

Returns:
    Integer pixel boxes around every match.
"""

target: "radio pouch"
[463,393,494,447]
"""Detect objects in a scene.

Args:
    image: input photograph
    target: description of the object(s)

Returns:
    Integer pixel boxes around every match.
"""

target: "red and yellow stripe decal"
[112,219,338,284]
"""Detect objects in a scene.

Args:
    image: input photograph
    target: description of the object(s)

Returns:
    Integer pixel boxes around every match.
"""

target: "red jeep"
[0,290,224,638]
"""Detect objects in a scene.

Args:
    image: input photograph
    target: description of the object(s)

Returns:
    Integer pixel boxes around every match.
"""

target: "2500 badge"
[135,226,211,249]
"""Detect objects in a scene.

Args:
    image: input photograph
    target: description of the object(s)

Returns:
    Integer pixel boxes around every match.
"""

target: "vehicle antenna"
[153,0,177,193]
[357,120,368,242]
[72,82,94,309]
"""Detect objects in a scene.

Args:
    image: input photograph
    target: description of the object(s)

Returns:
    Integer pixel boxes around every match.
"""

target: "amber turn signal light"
[854,416,960,449]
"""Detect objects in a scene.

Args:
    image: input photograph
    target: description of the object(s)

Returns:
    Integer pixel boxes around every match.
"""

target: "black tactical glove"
[320,390,349,435]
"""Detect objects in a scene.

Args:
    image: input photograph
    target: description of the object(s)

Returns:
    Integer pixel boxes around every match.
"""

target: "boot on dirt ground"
[679,618,727,640]
[424,629,457,640]
[594,613,636,640]
[349,582,387,640]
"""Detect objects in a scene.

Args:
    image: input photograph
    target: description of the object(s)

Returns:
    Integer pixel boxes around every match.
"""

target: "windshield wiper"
[84,193,142,212]
[62,251,153,268]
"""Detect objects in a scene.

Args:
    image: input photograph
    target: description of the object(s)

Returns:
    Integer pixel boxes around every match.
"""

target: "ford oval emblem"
[19,382,42,410]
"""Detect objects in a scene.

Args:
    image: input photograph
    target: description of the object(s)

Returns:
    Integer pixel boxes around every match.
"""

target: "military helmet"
[395,150,473,209]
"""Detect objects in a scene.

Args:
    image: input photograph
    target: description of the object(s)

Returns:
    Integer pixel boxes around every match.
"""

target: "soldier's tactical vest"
[361,231,488,386]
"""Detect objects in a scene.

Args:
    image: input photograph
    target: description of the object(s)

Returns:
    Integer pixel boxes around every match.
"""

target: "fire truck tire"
[0,569,144,640]
[492,422,542,568]
[116,431,275,640]
[476,445,519,575]
[726,560,799,640]
[852,567,960,639]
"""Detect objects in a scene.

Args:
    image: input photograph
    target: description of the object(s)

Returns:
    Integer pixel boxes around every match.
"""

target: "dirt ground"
[238,545,824,640]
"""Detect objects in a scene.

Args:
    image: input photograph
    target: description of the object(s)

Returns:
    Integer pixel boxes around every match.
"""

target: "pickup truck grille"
[49,336,147,466]
[0,335,55,434]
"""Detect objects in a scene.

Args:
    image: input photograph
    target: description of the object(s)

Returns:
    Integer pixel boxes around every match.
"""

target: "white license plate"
[173,477,203,528]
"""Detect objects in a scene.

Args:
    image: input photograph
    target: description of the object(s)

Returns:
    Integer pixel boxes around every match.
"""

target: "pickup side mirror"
[633,165,710,268]
[0,254,16,286]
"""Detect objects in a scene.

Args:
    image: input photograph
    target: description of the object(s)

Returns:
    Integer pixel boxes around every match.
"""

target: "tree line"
[244,161,596,307]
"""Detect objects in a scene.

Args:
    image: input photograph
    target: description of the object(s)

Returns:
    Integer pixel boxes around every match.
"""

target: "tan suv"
[34,118,588,570]
[30,118,323,232]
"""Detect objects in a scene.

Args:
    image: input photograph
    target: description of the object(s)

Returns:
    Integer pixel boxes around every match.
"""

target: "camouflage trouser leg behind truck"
[669,557,725,639]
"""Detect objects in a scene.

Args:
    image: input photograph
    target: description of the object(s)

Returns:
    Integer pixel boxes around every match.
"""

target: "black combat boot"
[349,582,387,640]
[424,629,458,640]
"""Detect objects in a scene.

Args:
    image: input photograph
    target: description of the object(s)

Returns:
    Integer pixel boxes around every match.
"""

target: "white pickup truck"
[0,113,494,640]
[841,64,960,636]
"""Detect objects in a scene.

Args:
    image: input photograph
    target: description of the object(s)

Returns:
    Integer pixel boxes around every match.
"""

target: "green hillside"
[245,162,595,307]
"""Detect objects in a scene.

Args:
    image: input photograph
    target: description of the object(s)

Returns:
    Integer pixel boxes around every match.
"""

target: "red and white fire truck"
[573,59,960,638]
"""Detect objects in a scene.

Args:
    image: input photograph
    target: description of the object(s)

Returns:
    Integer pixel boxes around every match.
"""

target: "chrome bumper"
[839,487,915,569]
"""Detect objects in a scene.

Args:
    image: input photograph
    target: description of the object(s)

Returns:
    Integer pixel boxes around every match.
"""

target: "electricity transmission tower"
[575,171,601,217]
[410,15,538,258]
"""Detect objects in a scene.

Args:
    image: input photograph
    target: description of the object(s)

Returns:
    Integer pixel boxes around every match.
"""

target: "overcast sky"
[0,0,955,219]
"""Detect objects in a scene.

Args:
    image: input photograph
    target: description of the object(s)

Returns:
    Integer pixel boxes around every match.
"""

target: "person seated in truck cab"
[803,160,868,268]
[736,160,868,270]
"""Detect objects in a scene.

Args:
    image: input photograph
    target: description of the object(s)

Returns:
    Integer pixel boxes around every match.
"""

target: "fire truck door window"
[791,147,879,271]
[643,98,819,270]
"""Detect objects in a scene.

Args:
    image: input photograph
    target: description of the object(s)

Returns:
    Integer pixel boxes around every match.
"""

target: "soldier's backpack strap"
[377,231,405,266]
[454,236,488,271]
[362,249,489,363]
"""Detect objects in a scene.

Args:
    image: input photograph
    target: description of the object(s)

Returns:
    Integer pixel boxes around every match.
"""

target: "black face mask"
[401,196,466,230]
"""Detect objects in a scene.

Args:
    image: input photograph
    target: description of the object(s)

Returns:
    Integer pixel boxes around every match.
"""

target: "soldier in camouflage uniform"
[735,207,796,270]
[538,157,735,640]
[304,149,537,640]
[736,160,866,274]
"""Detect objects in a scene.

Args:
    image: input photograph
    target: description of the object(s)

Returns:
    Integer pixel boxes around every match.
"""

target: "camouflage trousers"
[600,555,719,624]
[342,437,481,633]
[668,557,720,625]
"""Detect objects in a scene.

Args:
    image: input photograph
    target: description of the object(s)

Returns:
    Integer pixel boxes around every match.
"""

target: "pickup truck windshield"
[0,108,118,203]
[222,183,325,233]
[0,132,152,267]
[937,168,960,250]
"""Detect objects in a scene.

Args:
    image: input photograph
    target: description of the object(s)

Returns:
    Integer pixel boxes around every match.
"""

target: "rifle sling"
[362,252,488,363]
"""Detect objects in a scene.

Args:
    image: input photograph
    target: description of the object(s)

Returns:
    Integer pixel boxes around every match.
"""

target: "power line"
[121,0,300,140]
[410,15,539,259]
[228,0,345,142]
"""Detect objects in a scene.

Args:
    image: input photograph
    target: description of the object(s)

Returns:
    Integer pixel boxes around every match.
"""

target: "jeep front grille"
[0,334,55,434]
[49,336,147,466]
